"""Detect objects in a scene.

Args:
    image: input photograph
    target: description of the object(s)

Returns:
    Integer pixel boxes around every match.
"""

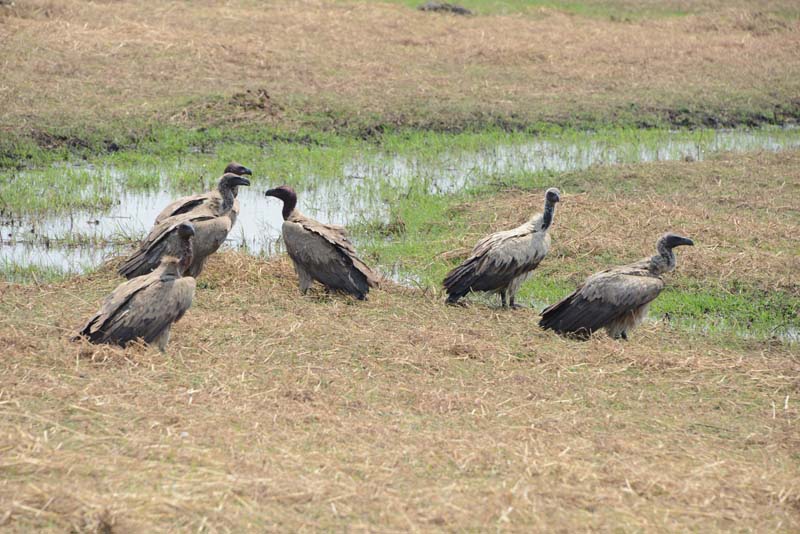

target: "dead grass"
[1,0,800,137]
[442,150,800,295]
[0,250,798,531]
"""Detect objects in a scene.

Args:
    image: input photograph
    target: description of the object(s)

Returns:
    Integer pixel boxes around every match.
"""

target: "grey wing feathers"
[284,218,377,298]
[300,218,379,287]
[155,194,209,224]
[76,274,195,346]
[118,212,213,279]
[443,225,543,299]
[539,265,664,338]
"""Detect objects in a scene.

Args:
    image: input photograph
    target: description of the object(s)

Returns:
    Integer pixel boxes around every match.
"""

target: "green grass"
[4,125,800,216]
[356,182,800,342]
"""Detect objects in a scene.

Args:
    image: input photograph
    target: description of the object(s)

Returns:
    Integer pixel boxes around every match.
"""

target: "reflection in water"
[3,127,800,277]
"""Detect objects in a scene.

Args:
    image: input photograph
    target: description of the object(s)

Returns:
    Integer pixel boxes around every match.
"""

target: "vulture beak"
[232,176,251,187]
[265,188,277,197]
[240,166,253,176]
[669,235,694,248]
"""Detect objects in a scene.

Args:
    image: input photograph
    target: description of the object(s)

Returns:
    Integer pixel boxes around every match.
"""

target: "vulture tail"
[443,258,480,303]
[538,290,593,340]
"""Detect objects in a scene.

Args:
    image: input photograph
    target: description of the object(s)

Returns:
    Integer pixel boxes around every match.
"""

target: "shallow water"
[2,126,800,278]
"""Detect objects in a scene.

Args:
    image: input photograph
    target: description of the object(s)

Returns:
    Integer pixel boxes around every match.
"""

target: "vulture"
[265,185,379,300]
[539,233,694,340]
[74,223,196,351]
[155,162,252,227]
[119,173,251,279]
[443,187,561,308]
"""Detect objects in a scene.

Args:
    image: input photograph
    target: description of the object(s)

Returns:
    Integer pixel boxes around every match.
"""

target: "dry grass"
[1,0,800,135]
[443,150,800,295]
[1,250,798,531]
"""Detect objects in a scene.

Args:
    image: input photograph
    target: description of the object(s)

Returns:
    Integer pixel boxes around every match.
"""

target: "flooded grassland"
[2,127,799,341]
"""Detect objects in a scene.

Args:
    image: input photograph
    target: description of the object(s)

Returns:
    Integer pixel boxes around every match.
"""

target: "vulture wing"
[539,263,664,337]
[283,216,377,298]
[154,193,210,224]
[118,210,215,279]
[295,216,378,286]
[77,272,195,346]
[444,224,546,298]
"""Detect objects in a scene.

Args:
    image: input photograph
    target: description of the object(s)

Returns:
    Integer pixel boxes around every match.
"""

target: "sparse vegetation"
[1,0,799,531]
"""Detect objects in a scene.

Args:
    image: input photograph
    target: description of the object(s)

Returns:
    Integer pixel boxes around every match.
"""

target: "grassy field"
[2,0,800,163]
[1,0,800,531]
[1,255,798,531]
[1,148,799,530]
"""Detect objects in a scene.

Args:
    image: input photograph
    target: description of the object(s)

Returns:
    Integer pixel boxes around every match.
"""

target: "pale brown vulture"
[155,162,252,227]
[119,173,250,279]
[74,223,196,351]
[539,233,694,340]
[265,185,379,300]
[443,187,560,308]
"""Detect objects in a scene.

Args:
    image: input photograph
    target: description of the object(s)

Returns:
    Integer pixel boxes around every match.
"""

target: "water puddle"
[2,126,800,280]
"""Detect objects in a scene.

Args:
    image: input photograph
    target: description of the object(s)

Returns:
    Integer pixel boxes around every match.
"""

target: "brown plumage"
[443,188,560,308]
[74,223,196,351]
[539,233,694,340]
[155,162,252,227]
[265,185,379,300]
[119,173,250,279]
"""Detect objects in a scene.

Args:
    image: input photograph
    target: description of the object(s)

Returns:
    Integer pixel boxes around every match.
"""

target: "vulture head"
[544,187,561,205]
[218,172,251,190]
[265,185,298,220]
[654,233,693,272]
[224,161,253,177]
[659,233,694,250]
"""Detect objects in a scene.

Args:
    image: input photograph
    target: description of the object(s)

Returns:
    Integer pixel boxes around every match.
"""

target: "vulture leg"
[509,295,523,309]
[620,331,628,341]
[155,327,171,352]
[295,262,314,294]
[500,290,508,308]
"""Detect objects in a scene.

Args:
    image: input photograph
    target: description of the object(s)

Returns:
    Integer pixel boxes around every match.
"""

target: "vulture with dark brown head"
[539,233,694,340]
[155,162,252,227]
[265,185,379,300]
[119,173,250,279]
[443,187,560,308]
[74,223,196,351]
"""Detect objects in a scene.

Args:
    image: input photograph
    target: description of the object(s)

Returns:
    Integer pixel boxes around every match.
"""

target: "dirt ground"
[1,254,798,532]
[1,0,800,136]
[2,147,799,530]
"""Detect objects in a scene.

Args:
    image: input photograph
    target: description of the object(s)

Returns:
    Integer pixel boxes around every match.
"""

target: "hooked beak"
[240,166,253,176]
[679,237,694,247]
[234,177,251,187]
[264,188,277,197]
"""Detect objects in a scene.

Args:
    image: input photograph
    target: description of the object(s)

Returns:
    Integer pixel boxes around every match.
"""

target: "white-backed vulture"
[443,187,561,308]
[119,173,250,279]
[74,223,196,351]
[155,162,252,227]
[265,185,379,300]
[539,233,694,340]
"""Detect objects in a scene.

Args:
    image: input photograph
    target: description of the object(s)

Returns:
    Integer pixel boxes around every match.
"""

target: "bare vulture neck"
[179,237,194,275]
[217,182,236,213]
[650,242,677,274]
[280,195,298,220]
[540,200,557,231]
